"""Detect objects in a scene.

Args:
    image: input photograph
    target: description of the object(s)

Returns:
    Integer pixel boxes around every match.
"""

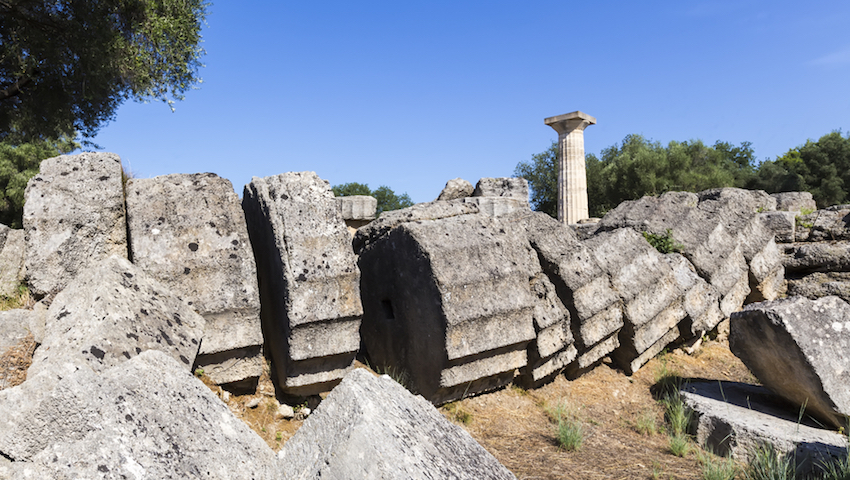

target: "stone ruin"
[0,151,848,476]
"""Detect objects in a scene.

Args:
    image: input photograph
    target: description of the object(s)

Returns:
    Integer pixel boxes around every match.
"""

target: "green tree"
[517,135,757,218]
[0,0,208,142]
[332,182,414,215]
[513,142,557,217]
[0,136,78,227]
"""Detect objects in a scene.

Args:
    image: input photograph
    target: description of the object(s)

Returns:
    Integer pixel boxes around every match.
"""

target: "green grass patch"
[669,434,691,457]
[742,443,794,480]
[642,228,684,254]
[547,401,585,452]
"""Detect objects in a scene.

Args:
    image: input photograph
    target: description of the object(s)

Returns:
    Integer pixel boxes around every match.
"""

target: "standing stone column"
[544,111,597,224]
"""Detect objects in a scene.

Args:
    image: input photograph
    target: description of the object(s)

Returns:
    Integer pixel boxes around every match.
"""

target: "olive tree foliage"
[332,182,414,215]
[516,135,757,218]
[0,136,78,228]
[750,130,850,208]
[0,0,209,142]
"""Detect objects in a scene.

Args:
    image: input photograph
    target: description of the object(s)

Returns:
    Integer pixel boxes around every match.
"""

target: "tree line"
[515,131,850,218]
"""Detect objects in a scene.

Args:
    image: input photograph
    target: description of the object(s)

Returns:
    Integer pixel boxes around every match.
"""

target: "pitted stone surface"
[0,310,33,354]
[663,253,724,335]
[436,177,474,201]
[243,172,362,395]
[0,227,24,297]
[126,173,263,386]
[772,191,817,213]
[759,211,797,243]
[0,351,278,479]
[358,212,537,403]
[730,296,850,429]
[23,152,127,297]
[472,177,529,202]
[26,256,205,381]
[278,368,516,480]
[335,195,377,221]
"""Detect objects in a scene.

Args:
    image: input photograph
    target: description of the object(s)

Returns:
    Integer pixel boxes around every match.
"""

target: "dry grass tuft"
[0,284,35,311]
[0,333,37,391]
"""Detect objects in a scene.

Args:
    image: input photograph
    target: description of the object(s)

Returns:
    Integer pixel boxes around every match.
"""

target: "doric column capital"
[544,111,597,135]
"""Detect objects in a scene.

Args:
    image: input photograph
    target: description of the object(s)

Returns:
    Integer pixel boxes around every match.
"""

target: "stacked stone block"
[357,206,538,404]
[584,229,687,374]
[0,225,25,297]
[517,211,623,375]
[126,173,264,389]
[243,172,362,395]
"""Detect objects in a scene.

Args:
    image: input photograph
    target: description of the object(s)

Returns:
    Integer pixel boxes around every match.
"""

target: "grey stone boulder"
[0,350,278,479]
[584,229,687,374]
[278,368,516,480]
[472,177,529,202]
[0,226,25,297]
[797,207,850,242]
[462,196,531,217]
[357,212,537,404]
[772,191,817,213]
[27,255,205,381]
[436,177,474,201]
[597,189,768,312]
[681,381,848,474]
[786,272,850,303]
[730,296,850,429]
[22,152,127,297]
[243,172,363,395]
[126,173,263,388]
[516,211,623,373]
[758,211,797,243]
[783,242,850,274]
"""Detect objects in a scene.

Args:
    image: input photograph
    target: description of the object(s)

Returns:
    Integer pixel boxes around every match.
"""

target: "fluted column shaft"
[544,111,597,224]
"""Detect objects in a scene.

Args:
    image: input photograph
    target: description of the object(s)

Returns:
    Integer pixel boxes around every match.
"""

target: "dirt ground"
[1,328,758,480]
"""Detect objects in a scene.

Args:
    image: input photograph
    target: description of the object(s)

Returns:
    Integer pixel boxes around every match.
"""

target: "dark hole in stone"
[232,239,239,245]
[229,254,237,259]
[179,355,190,365]
[90,346,105,360]
[184,267,191,274]
[381,299,395,320]
[188,242,199,251]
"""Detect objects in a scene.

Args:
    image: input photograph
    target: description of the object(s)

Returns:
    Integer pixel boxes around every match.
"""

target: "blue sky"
[92,1,850,203]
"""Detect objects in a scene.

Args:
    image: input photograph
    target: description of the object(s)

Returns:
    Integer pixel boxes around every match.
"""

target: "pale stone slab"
[0,351,278,478]
[730,296,850,429]
[27,256,205,382]
[23,152,127,297]
[278,368,516,480]
[335,195,377,221]
[126,173,263,387]
[243,172,362,395]
[436,177,474,201]
[0,227,24,297]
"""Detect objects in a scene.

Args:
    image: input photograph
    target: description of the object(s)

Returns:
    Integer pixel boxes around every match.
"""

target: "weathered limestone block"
[22,152,127,297]
[336,195,377,221]
[681,381,848,474]
[786,272,850,303]
[783,242,850,274]
[27,256,205,381]
[436,177,474,201]
[472,177,529,202]
[517,273,576,386]
[243,172,362,395]
[798,207,850,242]
[505,212,623,376]
[357,213,537,404]
[0,350,278,478]
[517,211,623,369]
[584,229,687,374]
[126,173,263,388]
[759,211,797,243]
[0,226,25,297]
[730,296,850,429]
[772,191,817,213]
[663,253,724,336]
[279,368,516,479]
[353,199,479,252]
[598,189,760,313]
[462,196,530,217]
